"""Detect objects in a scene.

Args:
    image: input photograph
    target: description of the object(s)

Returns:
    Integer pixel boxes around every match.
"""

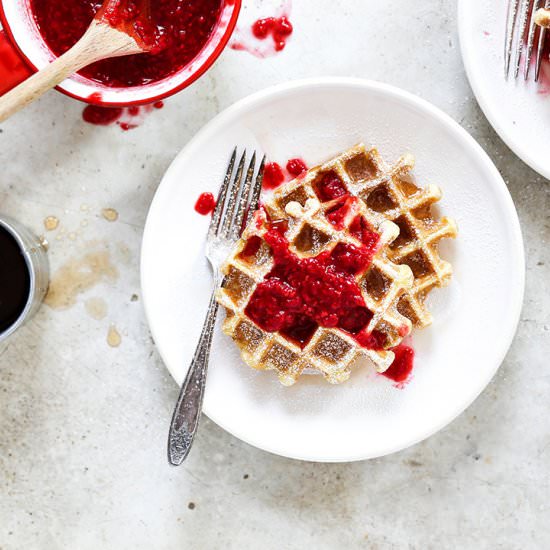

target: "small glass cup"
[0,214,49,343]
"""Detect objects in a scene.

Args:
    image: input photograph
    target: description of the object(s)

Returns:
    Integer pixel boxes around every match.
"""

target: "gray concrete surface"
[1,1,549,548]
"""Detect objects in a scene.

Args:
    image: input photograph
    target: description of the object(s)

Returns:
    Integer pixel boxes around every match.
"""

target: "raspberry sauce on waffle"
[244,223,382,349]
[286,158,308,177]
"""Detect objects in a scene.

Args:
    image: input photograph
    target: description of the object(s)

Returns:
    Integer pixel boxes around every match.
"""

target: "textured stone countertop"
[1,1,549,548]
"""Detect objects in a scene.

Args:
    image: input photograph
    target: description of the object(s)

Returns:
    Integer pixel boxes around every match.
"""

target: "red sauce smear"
[243,221,382,349]
[195,192,216,215]
[263,162,285,190]
[252,15,293,51]
[325,196,355,230]
[383,344,415,383]
[82,96,164,129]
[230,2,293,58]
[82,105,123,125]
[30,0,222,87]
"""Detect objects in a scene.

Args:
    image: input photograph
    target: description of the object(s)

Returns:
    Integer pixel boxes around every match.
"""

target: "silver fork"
[167,149,265,466]
[505,0,550,81]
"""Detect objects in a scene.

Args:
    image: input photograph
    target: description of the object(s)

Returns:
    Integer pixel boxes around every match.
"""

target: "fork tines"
[505,0,549,81]
[209,148,266,241]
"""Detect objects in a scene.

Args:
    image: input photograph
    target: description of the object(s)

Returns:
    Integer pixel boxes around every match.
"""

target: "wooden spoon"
[0,0,154,123]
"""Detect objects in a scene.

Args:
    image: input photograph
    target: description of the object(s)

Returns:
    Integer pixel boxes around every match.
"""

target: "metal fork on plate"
[167,149,265,466]
[505,0,550,81]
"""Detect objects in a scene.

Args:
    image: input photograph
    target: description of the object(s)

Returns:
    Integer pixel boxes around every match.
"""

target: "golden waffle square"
[536,8,550,28]
[217,190,414,386]
[272,144,458,329]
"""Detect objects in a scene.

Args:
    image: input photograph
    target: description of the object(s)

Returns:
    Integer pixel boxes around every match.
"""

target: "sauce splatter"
[195,192,216,215]
[44,216,59,231]
[101,208,119,222]
[262,162,286,190]
[230,1,293,58]
[286,158,307,177]
[82,105,123,126]
[383,343,415,384]
[85,297,108,320]
[45,249,119,309]
[82,100,165,130]
[107,325,122,347]
[119,122,138,131]
[251,16,293,51]
[261,157,309,191]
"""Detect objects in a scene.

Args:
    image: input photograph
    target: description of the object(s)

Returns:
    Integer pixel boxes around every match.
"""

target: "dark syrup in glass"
[0,226,31,333]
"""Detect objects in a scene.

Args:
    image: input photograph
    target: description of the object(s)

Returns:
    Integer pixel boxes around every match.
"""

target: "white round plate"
[458,0,550,179]
[141,78,524,462]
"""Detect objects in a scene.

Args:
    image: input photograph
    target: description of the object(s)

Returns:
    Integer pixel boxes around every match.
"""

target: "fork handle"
[167,290,219,466]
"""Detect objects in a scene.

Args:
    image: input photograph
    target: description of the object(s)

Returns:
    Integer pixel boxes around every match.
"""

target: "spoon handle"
[0,21,141,123]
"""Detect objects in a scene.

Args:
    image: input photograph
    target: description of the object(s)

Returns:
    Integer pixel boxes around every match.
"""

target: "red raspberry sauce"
[383,344,415,383]
[263,162,286,190]
[119,122,138,131]
[286,158,307,177]
[100,0,166,53]
[244,223,381,348]
[313,171,348,202]
[81,95,164,129]
[325,197,355,230]
[263,159,308,190]
[82,105,123,125]
[252,15,293,51]
[195,192,216,215]
[239,235,263,259]
[30,0,222,87]
[349,215,377,244]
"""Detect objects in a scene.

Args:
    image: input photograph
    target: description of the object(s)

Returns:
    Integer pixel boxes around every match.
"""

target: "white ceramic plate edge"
[141,77,525,462]
[457,0,550,180]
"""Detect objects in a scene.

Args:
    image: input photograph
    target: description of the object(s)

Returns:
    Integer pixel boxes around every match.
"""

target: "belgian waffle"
[217,189,414,386]
[272,144,458,329]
